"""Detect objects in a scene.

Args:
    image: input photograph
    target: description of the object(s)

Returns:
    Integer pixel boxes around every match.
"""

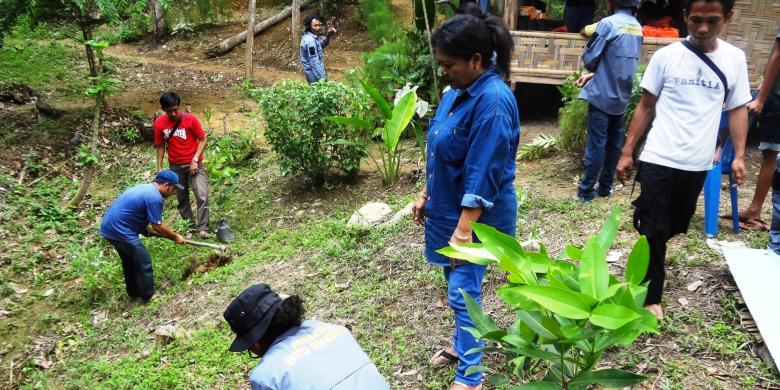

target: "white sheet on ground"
[722,247,780,365]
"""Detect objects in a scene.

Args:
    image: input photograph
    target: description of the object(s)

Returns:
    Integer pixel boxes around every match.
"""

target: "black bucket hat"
[223,284,283,352]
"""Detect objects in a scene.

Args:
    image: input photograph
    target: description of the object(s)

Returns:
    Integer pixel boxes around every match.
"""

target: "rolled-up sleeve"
[461,112,513,210]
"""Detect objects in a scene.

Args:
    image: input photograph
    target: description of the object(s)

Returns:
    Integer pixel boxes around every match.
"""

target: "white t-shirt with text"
[639,38,752,171]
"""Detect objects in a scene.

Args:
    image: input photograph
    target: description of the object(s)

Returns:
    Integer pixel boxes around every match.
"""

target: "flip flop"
[429,348,459,366]
[720,213,750,223]
[740,218,770,231]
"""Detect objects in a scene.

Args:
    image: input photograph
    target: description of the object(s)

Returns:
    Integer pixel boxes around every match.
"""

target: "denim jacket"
[579,8,643,115]
[300,31,330,83]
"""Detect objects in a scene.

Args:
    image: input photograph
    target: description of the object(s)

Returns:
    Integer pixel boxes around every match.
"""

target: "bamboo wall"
[506,0,779,85]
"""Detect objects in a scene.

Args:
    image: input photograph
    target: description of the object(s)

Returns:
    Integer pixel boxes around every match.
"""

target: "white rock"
[381,202,414,227]
[347,202,393,230]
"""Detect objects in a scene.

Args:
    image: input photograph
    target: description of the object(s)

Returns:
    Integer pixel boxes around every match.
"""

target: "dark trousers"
[578,104,625,200]
[632,162,707,305]
[169,162,210,232]
[107,239,154,300]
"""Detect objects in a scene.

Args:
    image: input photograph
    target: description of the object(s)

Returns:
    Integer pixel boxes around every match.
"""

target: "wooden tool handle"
[183,239,227,251]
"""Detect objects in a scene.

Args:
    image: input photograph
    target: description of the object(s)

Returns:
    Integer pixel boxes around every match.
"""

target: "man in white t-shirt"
[615,0,751,319]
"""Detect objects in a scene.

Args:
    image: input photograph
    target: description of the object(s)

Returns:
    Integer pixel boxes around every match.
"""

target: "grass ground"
[2,16,779,390]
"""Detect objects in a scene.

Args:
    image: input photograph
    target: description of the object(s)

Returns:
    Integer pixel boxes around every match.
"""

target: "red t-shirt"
[154,113,206,165]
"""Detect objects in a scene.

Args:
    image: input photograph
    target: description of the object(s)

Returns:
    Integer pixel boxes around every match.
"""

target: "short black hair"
[454,2,483,18]
[159,91,180,109]
[303,14,319,32]
[258,295,305,345]
[685,0,734,15]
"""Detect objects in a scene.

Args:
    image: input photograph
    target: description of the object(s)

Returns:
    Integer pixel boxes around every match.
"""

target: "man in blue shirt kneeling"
[100,170,186,302]
[224,284,389,390]
[574,0,642,201]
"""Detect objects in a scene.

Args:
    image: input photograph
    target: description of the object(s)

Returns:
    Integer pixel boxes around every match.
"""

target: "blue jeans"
[107,239,155,300]
[578,104,625,200]
[770,162,780,254]
[564,5,595,33]
[444,262,487,387]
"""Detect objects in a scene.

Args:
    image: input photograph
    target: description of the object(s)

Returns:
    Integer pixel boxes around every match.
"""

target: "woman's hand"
[574,73,594,88]
[412,194,427,226]
[449,228,472,245]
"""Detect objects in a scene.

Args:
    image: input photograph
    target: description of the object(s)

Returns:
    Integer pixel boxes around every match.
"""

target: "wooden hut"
[500,0,780,86]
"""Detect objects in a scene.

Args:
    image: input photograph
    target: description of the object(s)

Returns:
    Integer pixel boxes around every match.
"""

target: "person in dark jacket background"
[300,14,336,83]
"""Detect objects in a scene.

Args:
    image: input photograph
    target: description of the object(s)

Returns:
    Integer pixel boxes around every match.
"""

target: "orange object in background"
[642,25,680,38]
[519,5,545,20]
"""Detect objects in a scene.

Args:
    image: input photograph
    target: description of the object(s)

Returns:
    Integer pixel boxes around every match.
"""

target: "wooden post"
[245,0,256,80]
[292,0,300,61]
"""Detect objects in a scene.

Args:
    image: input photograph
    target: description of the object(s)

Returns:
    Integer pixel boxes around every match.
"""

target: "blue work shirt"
[424,68,520,266]
[100,183,163,243]
[248,320,389,390]
[300,31,330,84]
[578,8,643,115]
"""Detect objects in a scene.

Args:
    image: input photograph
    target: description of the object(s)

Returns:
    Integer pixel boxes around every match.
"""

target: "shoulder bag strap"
[681,40,729,102]
[164,113,187,145]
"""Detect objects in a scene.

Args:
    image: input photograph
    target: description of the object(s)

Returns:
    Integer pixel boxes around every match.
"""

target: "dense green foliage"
[442,208,658,388]
[206,130,258,184]
[558,66,646,164]
[358,0,396,42]
[253,80,372,185]
[353,29,436,104]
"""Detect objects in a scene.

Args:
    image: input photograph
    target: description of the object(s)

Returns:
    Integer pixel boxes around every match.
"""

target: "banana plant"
[328,80,427,185]
[439,207,658,389]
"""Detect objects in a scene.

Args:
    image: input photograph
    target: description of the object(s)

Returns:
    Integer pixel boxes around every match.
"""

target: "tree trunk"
[292,0,300,60]
[149,0,168,39]
[246,0,256,79]
[81,25,98,79]
[420,0,440,103]
[70,46,103,208]
[204,0,314,57]
[69,96,101,208]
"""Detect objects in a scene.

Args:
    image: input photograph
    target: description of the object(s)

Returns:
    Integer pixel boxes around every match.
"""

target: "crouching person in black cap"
[224,284,390,390]
[100,169,186,302]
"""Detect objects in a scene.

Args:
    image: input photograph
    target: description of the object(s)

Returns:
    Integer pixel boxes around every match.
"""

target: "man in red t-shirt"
[154,91,210,238]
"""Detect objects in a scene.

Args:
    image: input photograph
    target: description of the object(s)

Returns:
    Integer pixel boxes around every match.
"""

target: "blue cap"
[155,169,184,189]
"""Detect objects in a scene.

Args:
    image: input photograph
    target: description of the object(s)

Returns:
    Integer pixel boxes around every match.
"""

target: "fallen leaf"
[435,297,446,309]
[9,282,28,295]
[42,288,55,297]
[606,250,624,263]
[0,309,9,319]
[397,369,418,377]
[707,366,730,380]
[677,297,689,306]
[34,357,53,370]
[91,310,108,326]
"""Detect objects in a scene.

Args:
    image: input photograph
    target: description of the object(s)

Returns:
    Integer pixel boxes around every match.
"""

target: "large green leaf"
[526,252,554,274]
[516,286,591,319]
[464,365,490,376]
[472,222,525,258]
[625,235,650,285]
[579,237,609,300]
[359,80,392,119]
[383,91,417,153]
[589,303,640,330]
[596,206,621,251]
[498,286,539,311]
[460,289,499,334]
[517,311,559,340]
[325,116,373,129]
[569,368,647,387]
[487,374,509,386]
[411,121,427,160]
[437,244,497,265]
[510,381,562,389]
[565,245,583,260]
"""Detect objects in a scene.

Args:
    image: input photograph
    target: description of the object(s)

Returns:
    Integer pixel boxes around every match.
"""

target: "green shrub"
[206,129,257,183]
[252,80,372,185]
[558,66,646,165]
[441,207,658,388]
[358,0,396,43]
[355,29,436,104]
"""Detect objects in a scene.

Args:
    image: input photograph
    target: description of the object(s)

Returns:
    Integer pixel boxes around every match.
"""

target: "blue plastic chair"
[703,112,757,237]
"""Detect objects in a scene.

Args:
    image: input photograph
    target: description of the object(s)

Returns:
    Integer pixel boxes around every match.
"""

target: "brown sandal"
[429,348,459,366]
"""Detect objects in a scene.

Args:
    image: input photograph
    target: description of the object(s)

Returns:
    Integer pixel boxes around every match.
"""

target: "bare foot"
[450,383,482,390]
[429,347,458,366]
[644,303,664,319]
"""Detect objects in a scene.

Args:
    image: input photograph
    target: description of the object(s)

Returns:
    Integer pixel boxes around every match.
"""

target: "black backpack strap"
[164,113,187,144]
[681,40,729,102]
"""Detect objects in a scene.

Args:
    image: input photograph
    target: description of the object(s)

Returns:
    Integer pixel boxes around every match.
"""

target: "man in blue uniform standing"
[100,170,186,302]
[224,284,389,390]
[574,0,643,201]
[300,14,337,84]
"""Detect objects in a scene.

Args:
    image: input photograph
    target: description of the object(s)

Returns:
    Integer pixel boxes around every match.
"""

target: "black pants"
[632,162,707,305]
[107,239,155,300]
